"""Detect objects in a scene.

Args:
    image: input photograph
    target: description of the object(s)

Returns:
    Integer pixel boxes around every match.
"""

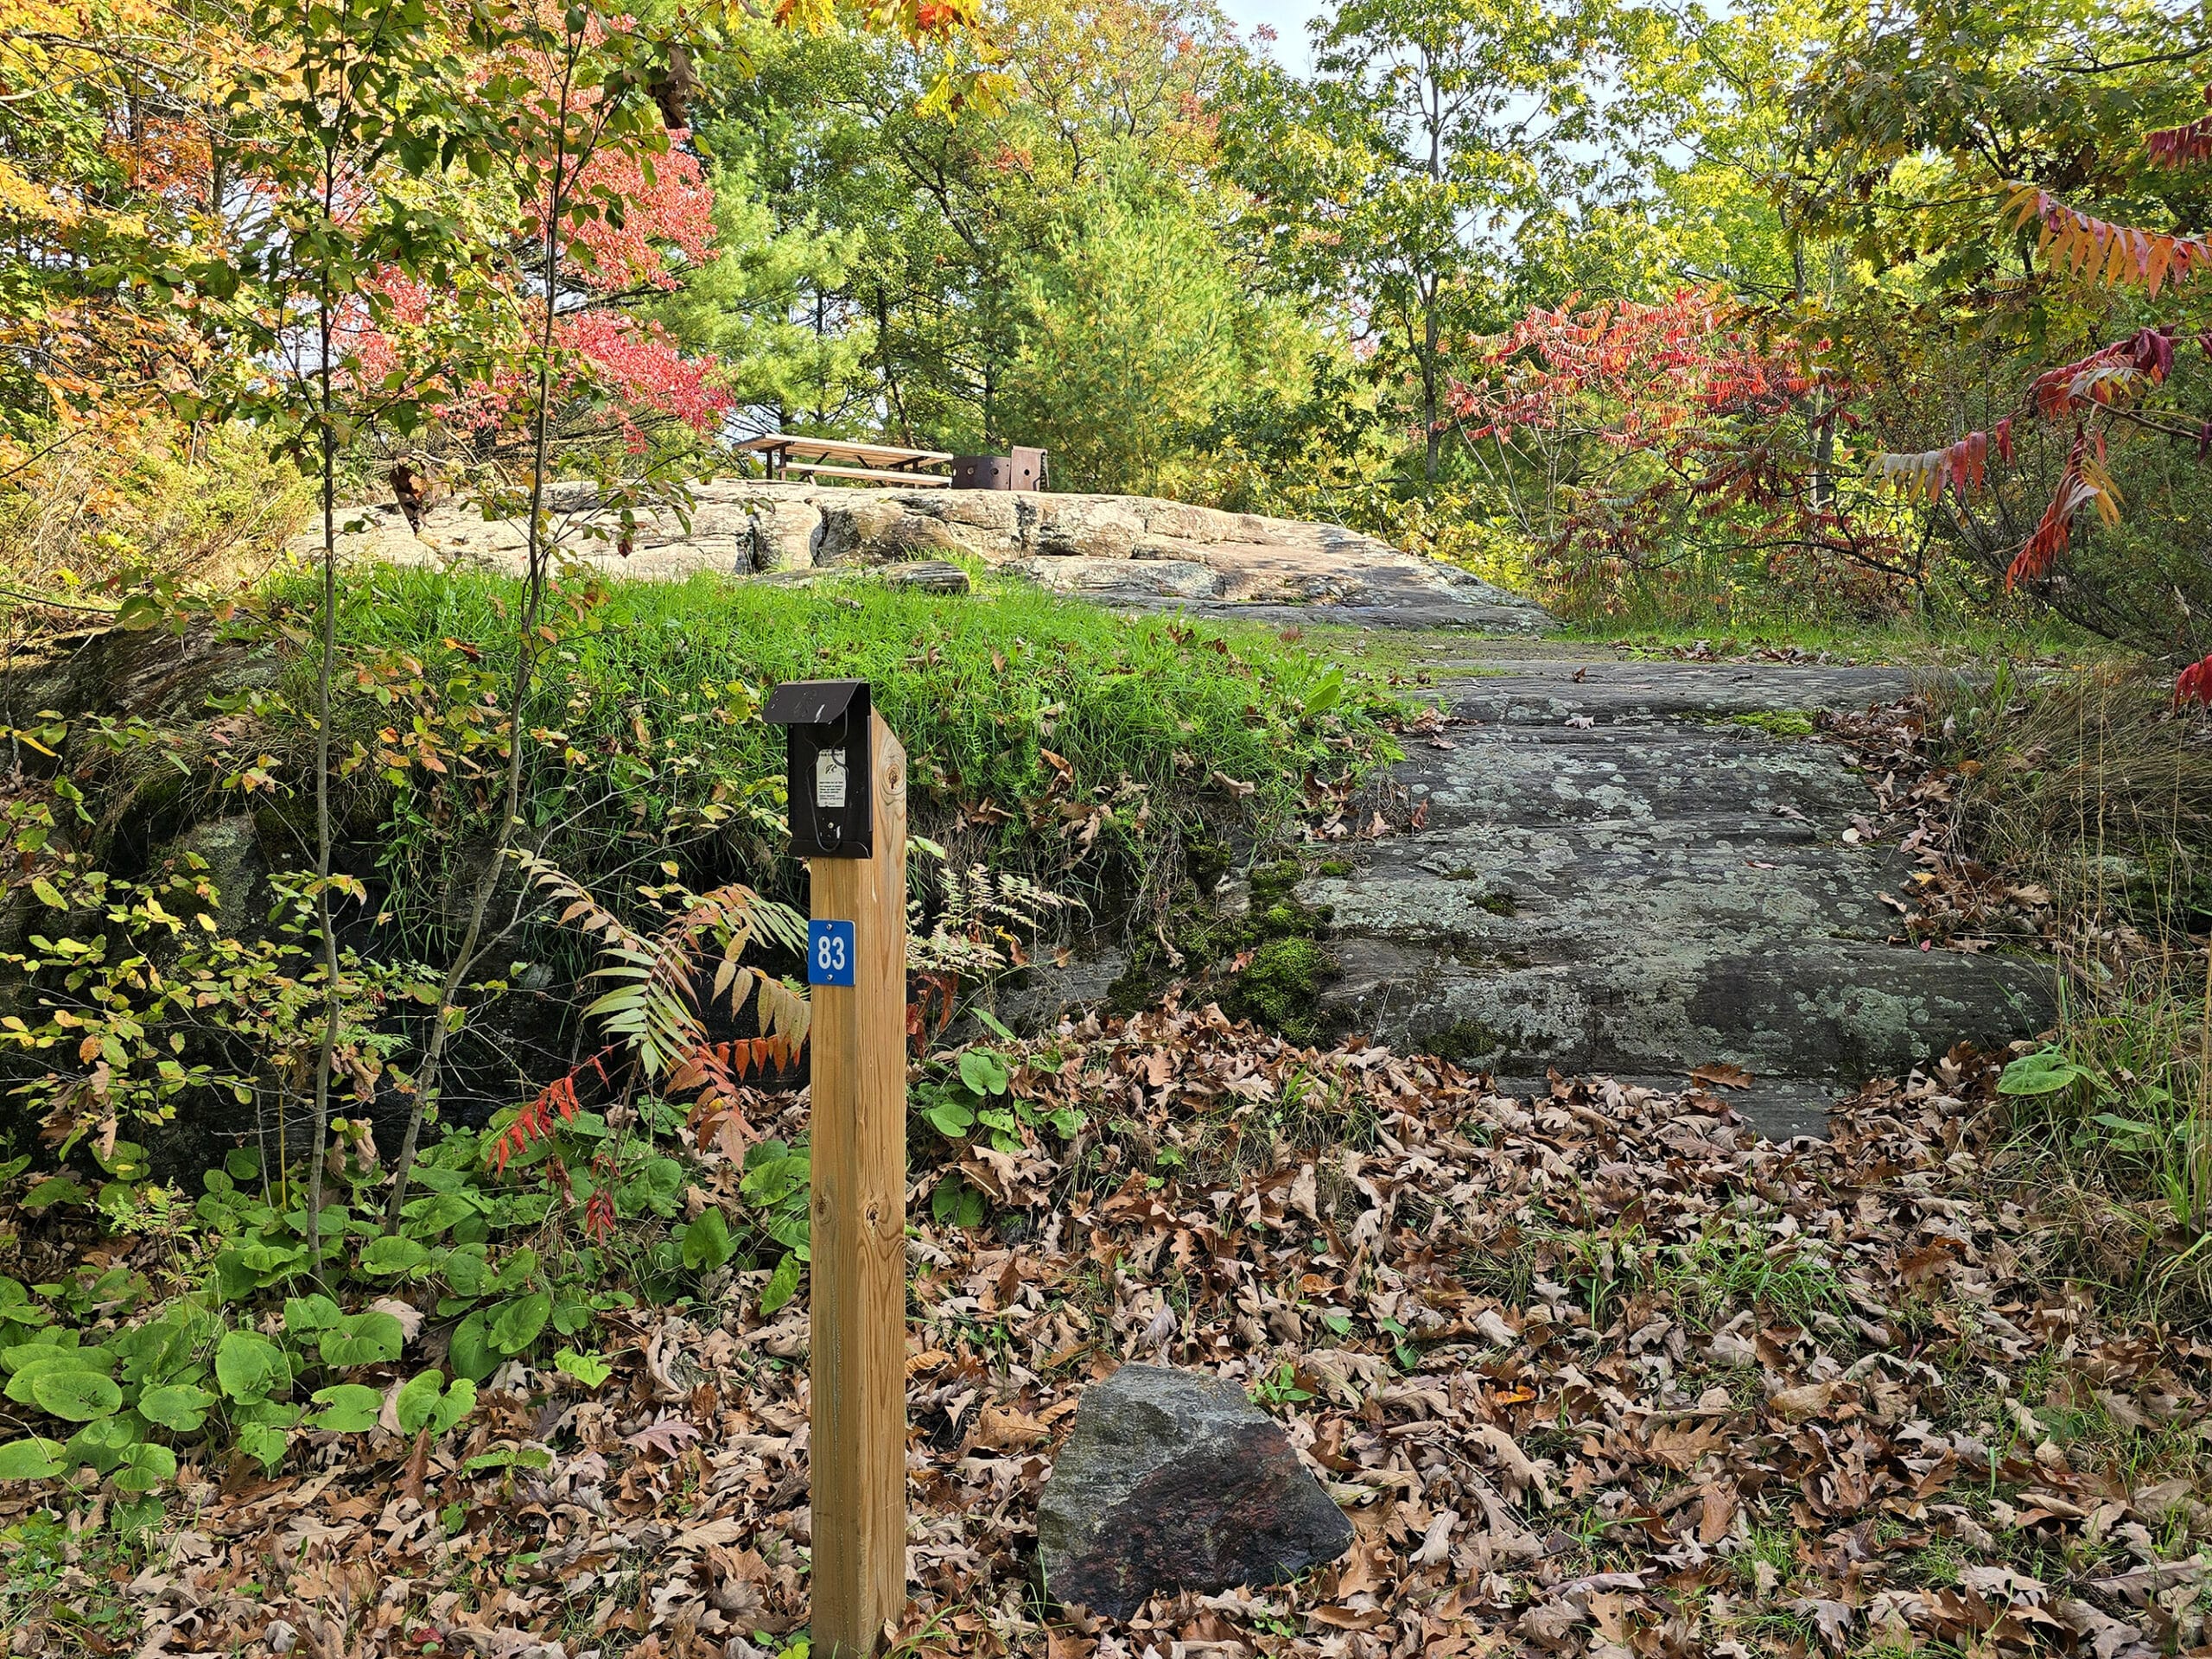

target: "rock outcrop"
[300,480,1554,632]
[1035,1364,1352,1618]
[1306,649,2055,1136]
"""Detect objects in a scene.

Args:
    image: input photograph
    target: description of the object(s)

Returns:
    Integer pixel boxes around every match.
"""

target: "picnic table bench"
[737,433,954,486]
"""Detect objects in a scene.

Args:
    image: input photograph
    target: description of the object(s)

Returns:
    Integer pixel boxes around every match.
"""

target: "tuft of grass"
[1925,661,2212,933]
[1929,659,2212,1328]
[1564,604,2108,667]
[1661,1226,1850,1331]
[0,1510,147,1648]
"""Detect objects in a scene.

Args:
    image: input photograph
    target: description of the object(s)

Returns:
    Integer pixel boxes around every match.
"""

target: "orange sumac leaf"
[2006,435,2120,588]
[2005,184,2212,295]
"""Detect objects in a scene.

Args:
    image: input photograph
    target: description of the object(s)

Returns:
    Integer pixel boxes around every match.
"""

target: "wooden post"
[807,709,908,1658]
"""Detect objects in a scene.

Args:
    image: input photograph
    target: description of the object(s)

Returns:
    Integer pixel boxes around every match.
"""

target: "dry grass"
[1923,659,2212,935]
[1923,659,2212,1323]
[0,415,313,614]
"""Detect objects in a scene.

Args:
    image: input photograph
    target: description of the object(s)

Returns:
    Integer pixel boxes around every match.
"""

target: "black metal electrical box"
[764,679,874,858]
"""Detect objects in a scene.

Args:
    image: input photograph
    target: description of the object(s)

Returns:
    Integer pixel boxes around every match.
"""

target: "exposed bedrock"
[301,480,1555,633]
[1305,650,2053,1138]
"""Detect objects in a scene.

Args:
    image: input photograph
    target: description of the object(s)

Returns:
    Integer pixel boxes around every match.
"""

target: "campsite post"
[763,680,908,1657]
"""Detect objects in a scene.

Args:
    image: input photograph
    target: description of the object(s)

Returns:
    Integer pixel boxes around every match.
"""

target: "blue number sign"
[808,919,856,987]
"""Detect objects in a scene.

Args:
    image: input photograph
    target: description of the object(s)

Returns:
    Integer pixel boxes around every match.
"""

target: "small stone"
[1037,1363,1351,1618]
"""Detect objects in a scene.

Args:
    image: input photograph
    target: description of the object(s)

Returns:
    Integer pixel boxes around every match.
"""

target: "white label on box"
[816,747,849,810]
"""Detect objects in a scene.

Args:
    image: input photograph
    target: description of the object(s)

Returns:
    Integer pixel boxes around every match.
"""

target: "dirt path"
[1288,640,2051,1136]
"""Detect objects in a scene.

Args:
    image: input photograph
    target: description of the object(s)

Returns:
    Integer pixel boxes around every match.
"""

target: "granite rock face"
[298,480,1554,632]
[1036,1365,1351,1618]
[1306,647,2056,1137]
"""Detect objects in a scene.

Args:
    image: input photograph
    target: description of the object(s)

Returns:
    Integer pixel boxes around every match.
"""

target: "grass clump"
[1925,660,2212,1325]
[286,565,1402,949]
[1926,661,2212,933]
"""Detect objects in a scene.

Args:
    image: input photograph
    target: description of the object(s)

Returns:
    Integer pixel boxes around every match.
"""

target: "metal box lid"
[765,679,867,728]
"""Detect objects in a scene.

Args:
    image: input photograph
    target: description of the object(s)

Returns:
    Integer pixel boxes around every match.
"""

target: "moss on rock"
[1217,937,1335,1045]
[1413,1017,1519,1068]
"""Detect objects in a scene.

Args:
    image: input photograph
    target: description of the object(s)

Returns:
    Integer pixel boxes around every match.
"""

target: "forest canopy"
[5,0,2212,651]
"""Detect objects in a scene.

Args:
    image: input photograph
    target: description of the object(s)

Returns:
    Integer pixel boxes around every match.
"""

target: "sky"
[1214,0,1328,75]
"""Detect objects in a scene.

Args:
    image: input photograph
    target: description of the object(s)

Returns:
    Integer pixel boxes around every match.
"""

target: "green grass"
[1199,587,2110,679]
[271,565,1403,948]
[1662,1226,1850,1330]
[1921,658,2212,1328]
[0,1510,148,1648]
[1560,607,2112,666]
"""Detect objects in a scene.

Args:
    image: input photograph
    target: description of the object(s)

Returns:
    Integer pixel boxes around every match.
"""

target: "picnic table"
[736,433,954,486]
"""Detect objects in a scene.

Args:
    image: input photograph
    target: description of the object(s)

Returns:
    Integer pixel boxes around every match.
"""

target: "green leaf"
[234,1420,289,1474]
[63,1414,140,1472]
[319,1311,404,1369]
[448,1311,497,1383]
[1997,1049,2094,1096]
[214,1331,289,1403]
[0,1437,66,1479]
[931,1177,987,1230]
[111,1493,165,1536]
[308,1384,383,1433]
[361,1236,431,1277]
[113,1310,207,1384]
[395,1370,444,1434]
[225,1147,262,1181]
[441,1245,492,1299]
[489,1249,540,1296]
[925,1100,975,1138]
[740,1145,809,1209]
[463,1441,551,1475]
[760,1253,803,1316]
[137,1383,216,1433]
[3,1339,105,1377]
[553,1348,613,1389]
[488,1294,550,1357]
[429,1376,475,1435]
[109,1441,176,1493]
[22,1178,86,1212]
[625,1156,684,1217]
[680,1210,735,1272]
[1303,667,1346,717]
[551,1289,592,1337]
[29,1368,122,1422]
[958,1050,1011,1096]
[282,1294,342,1335]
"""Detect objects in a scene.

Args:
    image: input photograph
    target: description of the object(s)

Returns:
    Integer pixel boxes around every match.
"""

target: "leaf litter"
[5,1001,2209,1658]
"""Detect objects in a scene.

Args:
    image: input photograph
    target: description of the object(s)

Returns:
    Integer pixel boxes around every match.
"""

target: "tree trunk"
[385,48,578,1223]
[306,150,342,1281]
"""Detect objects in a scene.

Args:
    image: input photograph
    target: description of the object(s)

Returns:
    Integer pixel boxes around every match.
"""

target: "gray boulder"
[1036,1364,1351,1618]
